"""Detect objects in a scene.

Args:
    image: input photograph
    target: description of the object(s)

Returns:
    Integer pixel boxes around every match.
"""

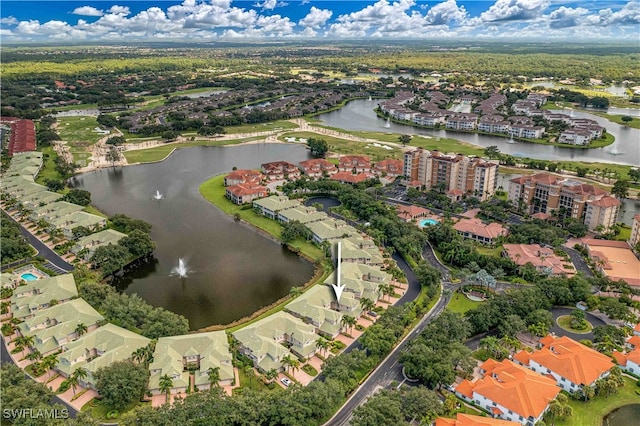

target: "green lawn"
[225,120,299,134]
[555,377,640,426]
[616,224,631,242]
[35,147,64,184]
[57,116,104,145]
[279,131,403,160]
[587,112,640,129]
[198,175,323,262]
[556,315,593,334]
[123,137,264,164]
[476,245,504,257]
[236,367,272,393]
[446,293,481,314]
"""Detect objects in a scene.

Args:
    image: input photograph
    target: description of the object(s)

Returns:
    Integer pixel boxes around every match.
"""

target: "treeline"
[0,211,33,264]
[74,267,188,339]
[1,363,99,426]
[466,274,637,337]
[282,179,428,263]
[89,214,156,277]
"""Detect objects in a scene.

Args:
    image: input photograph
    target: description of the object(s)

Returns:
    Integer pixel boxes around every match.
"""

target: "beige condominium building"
[403,148,499,201]
[508,173,620,231]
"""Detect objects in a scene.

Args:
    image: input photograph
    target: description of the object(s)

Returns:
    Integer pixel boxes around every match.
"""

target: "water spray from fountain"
[171,258,190,278]
[153,190,163,200]
[384,118,391,129]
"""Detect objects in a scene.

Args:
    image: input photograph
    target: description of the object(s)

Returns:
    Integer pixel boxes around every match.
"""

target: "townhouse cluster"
[232,194,393,373]
[403,148,499,202]
[4,270,235,394]
[379,91,605,144]
[0,117,36,156]
[122,88,369,133]
[512,99,604,145]
[455,335,615,425]
[1,152,108,244]
[224,156,403,205]
[507,172,621,231]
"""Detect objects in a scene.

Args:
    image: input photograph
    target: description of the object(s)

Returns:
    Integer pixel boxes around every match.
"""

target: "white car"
[280,377,292,387]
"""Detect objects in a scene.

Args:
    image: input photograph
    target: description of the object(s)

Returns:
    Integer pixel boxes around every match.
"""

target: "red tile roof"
[396,204,431,220]
[588,196,621,208]
[330,171,371,184]
[1,117,36,156]
[454,218,508,240]
[521,335,614,386]
[435,414,519,426]
[456,359,560,420]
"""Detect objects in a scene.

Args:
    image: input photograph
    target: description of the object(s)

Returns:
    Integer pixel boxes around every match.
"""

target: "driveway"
[550,307,607,341]
[563,246,593,278]
[1,211,73,273]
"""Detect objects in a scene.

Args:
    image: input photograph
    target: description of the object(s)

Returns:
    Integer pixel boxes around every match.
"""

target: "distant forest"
[1,41,637,80]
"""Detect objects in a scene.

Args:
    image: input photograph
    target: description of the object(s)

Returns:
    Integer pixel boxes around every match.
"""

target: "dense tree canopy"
[94,360,149,411]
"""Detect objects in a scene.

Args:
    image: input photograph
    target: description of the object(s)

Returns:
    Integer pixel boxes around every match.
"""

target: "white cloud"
[108,5,131,16]
[425,0,467,25]
[600,1,640,25]
[72,6,104,17]
[329,0,430,37]
[480,0,550,22]
[0,16,18,25]
[548,6,589,29]
[299,7,332,29]
[3,0,639,41]
[254,0,288,11]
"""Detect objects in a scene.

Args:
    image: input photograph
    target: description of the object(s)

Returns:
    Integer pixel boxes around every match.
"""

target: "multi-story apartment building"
[508,173,621,230]
[628,213,640,250]
[403,149,499,201]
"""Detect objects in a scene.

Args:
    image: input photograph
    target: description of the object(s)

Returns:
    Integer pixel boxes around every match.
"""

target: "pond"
[316,99,640,166]
[603,404,640,426]
[72,143,314,330]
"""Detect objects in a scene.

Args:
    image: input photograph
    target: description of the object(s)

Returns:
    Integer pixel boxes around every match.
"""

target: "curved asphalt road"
[324,243,459,426]
[2,211,73,272]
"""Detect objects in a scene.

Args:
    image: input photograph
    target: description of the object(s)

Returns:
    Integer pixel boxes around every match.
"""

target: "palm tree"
[315,337,330,358]
[206,367,220,390]
[68,367,87,396]
[289,286,303,299]
[16,335,35,357]
[290,358,300,376]
[74,322,88,338]
[281,355,294,374]
[341,315,357,335]
[159,374,173,404]
[265,368,279,384]
[25,349,42,366]
[42,353,59,379]
[359,297,375,315]
[581,384,595,402]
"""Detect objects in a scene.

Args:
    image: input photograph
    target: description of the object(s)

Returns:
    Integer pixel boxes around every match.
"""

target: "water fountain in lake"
[153,190,163,200]
[507,134,516,144]
[384,118,391,129]
[171,258,189,278]
[367,96,372,102]
[608,146,623,155]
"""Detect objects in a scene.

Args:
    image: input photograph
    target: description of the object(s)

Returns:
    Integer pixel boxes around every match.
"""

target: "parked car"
[280,377,292,387]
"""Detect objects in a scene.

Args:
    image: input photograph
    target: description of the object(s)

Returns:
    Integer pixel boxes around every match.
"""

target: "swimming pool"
[20,273,39,281]
[419,218,439,227]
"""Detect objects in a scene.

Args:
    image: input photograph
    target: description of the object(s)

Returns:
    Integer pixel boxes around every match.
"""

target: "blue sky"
[1,0,638,42]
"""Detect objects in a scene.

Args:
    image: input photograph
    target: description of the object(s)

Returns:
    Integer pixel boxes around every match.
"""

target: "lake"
[317,99,640,166]
[72,143,314,330]
[602,404,640,426]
